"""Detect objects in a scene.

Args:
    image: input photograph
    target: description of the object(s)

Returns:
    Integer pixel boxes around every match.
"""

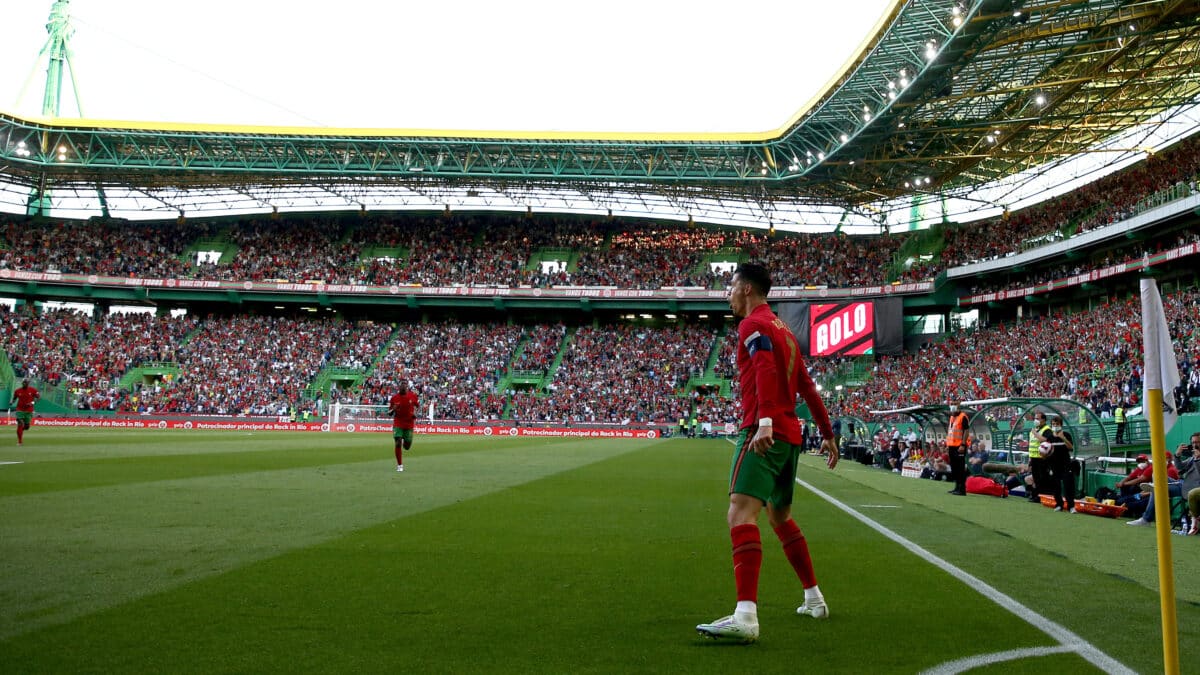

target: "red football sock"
[774,519,817,588]
[730,523,762,603]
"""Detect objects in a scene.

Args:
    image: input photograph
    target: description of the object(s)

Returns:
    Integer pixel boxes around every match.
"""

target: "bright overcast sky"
[1,0,896,133]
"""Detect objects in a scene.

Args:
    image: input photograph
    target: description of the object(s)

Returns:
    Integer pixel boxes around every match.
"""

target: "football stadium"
[2,1,1200,673]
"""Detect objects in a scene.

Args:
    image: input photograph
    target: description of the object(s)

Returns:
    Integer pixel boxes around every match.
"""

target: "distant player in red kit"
[11,379,40,445]
[388,381,418,472]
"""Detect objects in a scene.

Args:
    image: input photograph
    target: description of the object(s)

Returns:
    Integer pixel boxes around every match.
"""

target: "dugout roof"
[2,0,1199,223]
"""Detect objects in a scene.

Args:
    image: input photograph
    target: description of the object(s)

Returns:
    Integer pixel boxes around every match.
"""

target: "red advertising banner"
[12,417,662,439]
[809,301,875,356]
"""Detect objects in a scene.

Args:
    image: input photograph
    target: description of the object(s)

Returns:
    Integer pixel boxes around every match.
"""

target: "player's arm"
[741,320,781,454]
[795,356,839,469]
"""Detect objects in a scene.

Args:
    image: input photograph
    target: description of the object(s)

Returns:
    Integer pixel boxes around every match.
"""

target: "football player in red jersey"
[387,381,418,472]
[11,379,40,445]
[698,263,839,644]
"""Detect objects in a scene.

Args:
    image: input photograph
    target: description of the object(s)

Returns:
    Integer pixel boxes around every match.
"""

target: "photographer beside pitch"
[697,263,838,644]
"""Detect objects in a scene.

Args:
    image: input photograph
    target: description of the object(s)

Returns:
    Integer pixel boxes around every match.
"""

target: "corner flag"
[1138,277,1181,675]
[1139,279,1181,434]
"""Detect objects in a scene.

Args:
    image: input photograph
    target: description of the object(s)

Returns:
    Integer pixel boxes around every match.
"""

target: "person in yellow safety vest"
[1027,411,1051,502]
[945,403,971,496]
[1114,402,1127,444]
[1077,406,1090,445]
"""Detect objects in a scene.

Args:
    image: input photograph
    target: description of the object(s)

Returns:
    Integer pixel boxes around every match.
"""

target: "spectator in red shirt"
[1115,452,1179,517]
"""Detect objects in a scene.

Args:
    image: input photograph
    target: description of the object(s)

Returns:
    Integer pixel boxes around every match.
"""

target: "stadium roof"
[2,0,1199,228]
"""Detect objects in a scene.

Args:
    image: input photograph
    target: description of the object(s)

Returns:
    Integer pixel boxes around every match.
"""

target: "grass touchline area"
[0,429,1195,674]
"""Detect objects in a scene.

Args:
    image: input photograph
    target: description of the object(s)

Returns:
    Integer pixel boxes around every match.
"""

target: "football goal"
[329,403,391,425]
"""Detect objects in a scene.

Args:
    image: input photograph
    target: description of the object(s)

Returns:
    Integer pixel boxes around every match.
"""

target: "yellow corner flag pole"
[1139,278,1180,675]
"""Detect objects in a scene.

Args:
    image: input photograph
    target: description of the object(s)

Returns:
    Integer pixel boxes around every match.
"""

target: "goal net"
[330,403,392,425]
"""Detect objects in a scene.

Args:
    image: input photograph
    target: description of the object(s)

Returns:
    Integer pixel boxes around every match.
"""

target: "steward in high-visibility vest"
[1027,411,1051,500]
[946,412,970,448]
[945,405,971,495]
[1114,404,1127,444]
[1028,419,1049,459]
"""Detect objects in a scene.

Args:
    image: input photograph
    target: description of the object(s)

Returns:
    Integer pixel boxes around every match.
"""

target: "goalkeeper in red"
[388,381,418,472]
[697,262,839,644]
[11,379,40,445]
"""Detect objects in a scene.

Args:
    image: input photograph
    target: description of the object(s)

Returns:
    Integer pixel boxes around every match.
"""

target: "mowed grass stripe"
[0,430,528,496]
[3,439,1054,675]
[0,433,652,642]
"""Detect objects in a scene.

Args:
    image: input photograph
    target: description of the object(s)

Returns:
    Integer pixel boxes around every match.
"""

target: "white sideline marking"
[921,646,1074,675]
[0,461,22,466]
[796,477,1134,675]
[858,504,899,509]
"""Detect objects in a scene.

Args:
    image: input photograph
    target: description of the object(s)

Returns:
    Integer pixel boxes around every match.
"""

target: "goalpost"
[329,401,436,426]
[329,403,390,425]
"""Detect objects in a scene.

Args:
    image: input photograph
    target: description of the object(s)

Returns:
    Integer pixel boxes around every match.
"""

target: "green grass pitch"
[0,428,1196,673]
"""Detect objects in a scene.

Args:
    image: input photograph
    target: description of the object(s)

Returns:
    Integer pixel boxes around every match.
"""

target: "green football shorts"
[728,428,801,507]
[393,427,413,444]
[15,411,32,428]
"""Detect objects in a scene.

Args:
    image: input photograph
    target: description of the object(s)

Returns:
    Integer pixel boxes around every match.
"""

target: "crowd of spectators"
[0,306,92,385]
[1,130,1198,293]
[840,286,1200,422]
[213,218,355,283]
[940,134,1200,270]
[508,324,715,425]
[741,234,907,288]
[511,324,567,374]
[962,230,1200,299]
[130,315,378,416]
[4,281,1199,429]
[67,312,199,411]
[358,320,523,421]
[326,321,394,371]
[0,219,213,279]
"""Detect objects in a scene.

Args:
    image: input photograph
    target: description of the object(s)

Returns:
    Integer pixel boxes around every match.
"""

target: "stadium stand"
[0,132,1196,292]
[508,324,715,424]
[837,286,1200,422]
[0,132,1198,429]
[0,305,92,386]
[358,320,523,421]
